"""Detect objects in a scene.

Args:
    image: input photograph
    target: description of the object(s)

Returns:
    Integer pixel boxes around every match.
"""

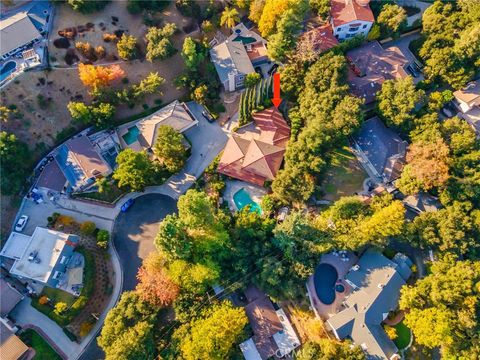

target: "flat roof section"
[0,232,31,260]
[10,227,71,284]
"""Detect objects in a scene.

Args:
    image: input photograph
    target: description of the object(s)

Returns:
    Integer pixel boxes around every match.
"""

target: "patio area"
[306,251,358,319]
[223,180,267,212]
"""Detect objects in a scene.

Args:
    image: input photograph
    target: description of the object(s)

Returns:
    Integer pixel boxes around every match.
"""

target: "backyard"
[320,145,367,201]
[394,321,412,350]
[19,329,62,360]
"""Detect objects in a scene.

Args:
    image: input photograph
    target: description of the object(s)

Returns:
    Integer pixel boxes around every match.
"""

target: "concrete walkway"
[11,298,80,358]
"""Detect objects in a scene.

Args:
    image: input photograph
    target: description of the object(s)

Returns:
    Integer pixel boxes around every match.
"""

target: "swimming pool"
[313,263,338,305]
[0,61,16,82]
[122,126,140,145]
[233,188,261,214]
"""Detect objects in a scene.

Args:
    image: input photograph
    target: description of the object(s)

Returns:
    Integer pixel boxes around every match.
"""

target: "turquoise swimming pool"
[233,188,261,214]
[122,125,140,145]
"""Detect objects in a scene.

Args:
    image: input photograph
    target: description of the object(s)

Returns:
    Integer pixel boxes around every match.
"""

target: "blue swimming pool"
[233,188,261,214]
[0,61,16,82]
[313,263,338,305]
[122,126,140,145]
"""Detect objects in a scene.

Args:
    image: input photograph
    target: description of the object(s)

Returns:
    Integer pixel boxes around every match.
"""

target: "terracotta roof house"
[298,24,339,55]
[53,135,112,192]
[211,23,267,92]
[0,227,79,289]
[453,80,480,135]
[0,279,23,318]
[346,41,409,103]
[0,322,29,360]
[325,250,412,360]
[117,100,199,151]
[239,286,300,360]
[352,117,407,183]
[218,107,290,186]
[330,0,374,41]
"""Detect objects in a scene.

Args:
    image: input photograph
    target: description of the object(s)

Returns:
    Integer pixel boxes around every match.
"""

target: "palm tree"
[220,7,240,29]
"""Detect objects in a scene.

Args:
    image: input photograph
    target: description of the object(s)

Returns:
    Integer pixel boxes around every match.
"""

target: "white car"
[15,215,29,232]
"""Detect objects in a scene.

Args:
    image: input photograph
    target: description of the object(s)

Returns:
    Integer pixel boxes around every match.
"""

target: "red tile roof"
[218,107,290,186]
[299,24,339,54]
[331,0,374,27]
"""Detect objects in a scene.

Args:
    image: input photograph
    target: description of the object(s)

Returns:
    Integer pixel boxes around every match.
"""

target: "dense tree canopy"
[67,102,115,128]
[67,0,109,13]
[117,34,138,60]
[171,302,248,360]
[98,291,157,360]
[400,257,480,358]
[153,125,187,173]
[377,77,425,131]
[145,24,177,62]
[377,4,407,36]
[181,37,206,71]
[419,0,480,88]
[0,131,31,195]
[296,339,366,360]
[78,63,125,91]
[113,149,162,192]
[272,53,363,204]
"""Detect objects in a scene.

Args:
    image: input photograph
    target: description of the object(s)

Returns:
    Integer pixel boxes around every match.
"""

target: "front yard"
[320,145,367,201]
[19,329,62,360]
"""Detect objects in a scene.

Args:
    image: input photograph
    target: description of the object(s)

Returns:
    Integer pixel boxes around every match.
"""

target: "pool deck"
[223,180,267,212]
[307,251,358,320]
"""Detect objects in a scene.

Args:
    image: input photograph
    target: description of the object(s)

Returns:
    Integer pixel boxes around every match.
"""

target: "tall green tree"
[0,132,31,195]
[181,37,206,70]
[113,149,159,192]
[377,4,407,36]
[117,34,138,60]
[400,257,480,358]
[220,6,240,28]
[145,24,177,62]
[377,77,425,131]
[296,339,366,360]
[98,292,157,360]
[172,302,248,360]
[153,126,187,173]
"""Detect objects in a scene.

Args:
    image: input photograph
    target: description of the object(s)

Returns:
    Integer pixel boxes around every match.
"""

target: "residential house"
[117,100,198,151]
[297,24,339,56]
[0,279,23,319]
[0,1,51,60]
[352,116,407,184]
[239,286,300,360]
[217,107,290,186]
[346,41,409,103]
[0,227,79,291]
[52,135,112,193]
[0,322,30,360]
[402,192,441,215]
[453,80,480,135]
[210,23,268,92]
[330,0,374,41]
[325,250,411,360]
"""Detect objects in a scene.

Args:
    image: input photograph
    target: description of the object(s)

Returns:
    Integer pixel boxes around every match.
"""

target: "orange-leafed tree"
[136,252,179,307]
[78,63,125,90]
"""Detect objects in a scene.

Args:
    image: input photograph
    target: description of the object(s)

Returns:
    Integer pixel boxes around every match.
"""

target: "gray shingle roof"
[210,40,255,84]
[327,250,411,360]
[353,117,407,181]
[0,1,50,57]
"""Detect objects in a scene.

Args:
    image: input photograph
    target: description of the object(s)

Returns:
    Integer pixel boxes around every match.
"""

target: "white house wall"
[333,20,372,41]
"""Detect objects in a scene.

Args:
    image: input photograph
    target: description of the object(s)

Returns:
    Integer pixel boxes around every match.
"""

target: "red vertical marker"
[271,72,282,108]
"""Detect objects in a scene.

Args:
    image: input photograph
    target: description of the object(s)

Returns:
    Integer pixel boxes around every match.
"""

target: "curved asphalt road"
[79,194,177,360]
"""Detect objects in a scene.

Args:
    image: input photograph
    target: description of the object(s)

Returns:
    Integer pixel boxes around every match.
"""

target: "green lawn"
[20,329,62,360]
[75,184,126,204]
[41,287,76,307]
[320,145,367,201]
[394,321,412,350]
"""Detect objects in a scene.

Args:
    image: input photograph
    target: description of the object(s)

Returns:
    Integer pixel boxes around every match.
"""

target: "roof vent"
[352,264,360,271]
[377,283,384,289]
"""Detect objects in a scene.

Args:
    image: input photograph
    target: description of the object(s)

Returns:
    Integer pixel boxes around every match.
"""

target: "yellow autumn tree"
[258,0,291,37]
[78,63,125,90]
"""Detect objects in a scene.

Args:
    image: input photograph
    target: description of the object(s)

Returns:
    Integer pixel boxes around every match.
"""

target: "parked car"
[267,63,279,76]
[15,215,29,232]
[202,110,214,123]
[121,198,135,212]
[254,67,263,78]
